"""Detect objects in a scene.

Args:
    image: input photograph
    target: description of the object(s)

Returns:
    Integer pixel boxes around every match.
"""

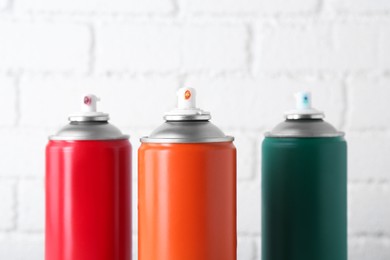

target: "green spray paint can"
[262,92,347,260]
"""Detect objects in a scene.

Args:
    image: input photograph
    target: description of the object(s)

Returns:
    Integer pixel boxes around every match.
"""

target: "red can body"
[138,142,236,260]
[46,139,131,260]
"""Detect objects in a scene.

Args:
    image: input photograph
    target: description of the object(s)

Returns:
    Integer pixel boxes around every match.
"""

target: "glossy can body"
[46,139,131,260]
[138,142,236,260]
[262,137,347,260]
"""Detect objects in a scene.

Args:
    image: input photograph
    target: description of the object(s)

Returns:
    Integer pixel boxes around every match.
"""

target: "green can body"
[262,136,347,260]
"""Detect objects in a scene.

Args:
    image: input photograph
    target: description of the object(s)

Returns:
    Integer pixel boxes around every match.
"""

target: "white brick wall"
[0,180,16,230]
[16,0,174,14]
[17,179,44,232]
[96,24,181,73]
[0,76,16,126]
[180,0,320,15]
[349,183,390,235]
[0,0,389,259]
[257,21,382,72]
[0,0,8,11]
[0,22,90,73]
[326,0,390,14]
[349,76,390,130]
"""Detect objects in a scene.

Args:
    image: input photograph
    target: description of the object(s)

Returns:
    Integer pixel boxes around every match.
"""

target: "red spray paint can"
[45,94,131,260]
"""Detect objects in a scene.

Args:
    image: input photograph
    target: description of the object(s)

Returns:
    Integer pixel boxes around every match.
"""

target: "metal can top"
[266,91,344,138]
[49,94,129,141]
[141,87,233,143]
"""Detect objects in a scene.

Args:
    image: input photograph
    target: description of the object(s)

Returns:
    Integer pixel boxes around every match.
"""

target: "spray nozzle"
[295,92,312,110]
[176,87,197,109]
[68,94,109,122]
[164,87,211,121]
[82,94,100,113]
[285,91,324,120]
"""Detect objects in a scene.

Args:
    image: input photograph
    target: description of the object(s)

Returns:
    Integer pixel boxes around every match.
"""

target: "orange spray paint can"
[138,87,236,260]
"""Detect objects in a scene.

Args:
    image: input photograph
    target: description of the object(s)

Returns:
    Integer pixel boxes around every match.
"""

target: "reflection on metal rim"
[141,136,234,143]
[141,121,233,143]
[266,119,344,138]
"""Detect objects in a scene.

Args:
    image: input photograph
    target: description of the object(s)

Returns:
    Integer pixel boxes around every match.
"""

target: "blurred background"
[0,0,389,259]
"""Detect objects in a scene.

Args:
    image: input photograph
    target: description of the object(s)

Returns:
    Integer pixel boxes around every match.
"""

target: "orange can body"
[138,142,236,260]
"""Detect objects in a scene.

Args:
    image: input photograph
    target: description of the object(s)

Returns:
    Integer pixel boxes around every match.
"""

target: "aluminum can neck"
[266,91,344,137]
[142,87,233,143]
[141,121,233,143]
[50,94,128,140]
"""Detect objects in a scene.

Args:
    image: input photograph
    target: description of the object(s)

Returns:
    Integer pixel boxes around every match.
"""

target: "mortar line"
[246,22,255,76]
[350,232,390,239]
[12,179,18,232]
[13,73,21,127]
[348,179,390,185]
[87,22,96,76]
[171,0,180,17]
[339,74,349,131]
[4,0,14,12]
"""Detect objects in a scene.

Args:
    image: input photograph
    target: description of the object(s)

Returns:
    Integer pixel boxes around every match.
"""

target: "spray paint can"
[262,92,347,260]
[46,95,131,260]
[138,87,237,260]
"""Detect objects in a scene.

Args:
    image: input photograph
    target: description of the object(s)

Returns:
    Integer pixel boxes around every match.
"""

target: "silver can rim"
[264,131,345,138]
[140,136,234,143]
[49,134,130,141]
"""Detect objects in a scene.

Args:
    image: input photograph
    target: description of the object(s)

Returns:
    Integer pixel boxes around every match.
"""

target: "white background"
[0,0,389,259]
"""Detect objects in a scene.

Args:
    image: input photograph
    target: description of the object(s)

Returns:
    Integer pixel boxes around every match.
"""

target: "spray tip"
[68,94,109,122]
[177,87,196,109]
[295,91,312,110]
[285,91,324,120]
[82,94,100,113]
[164,87,211,121]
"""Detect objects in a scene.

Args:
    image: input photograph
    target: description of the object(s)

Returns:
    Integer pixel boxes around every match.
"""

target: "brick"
[256,22,378,72]
[255,236,261,259]
[0,234,44,260]
[349,183,390,234]
[121,127,155,180]
[0,128,47,177]
[0,76,16,126]
[326,0,390,13]
[96,24,181,72]
[229,130,258,180]
[181,24,247,71]
[348,132,390,180]
[379,25,390,71]
[132,178,137,233]
[96,23,247,73]
[132,235,138,260]
[237,236,256,260]
[18,179,44,232]
[16,0,173,14]
[182,0,319,14]
[237,182,261,234]
[0,180,15,230]
[185,76,344,129]
[0,0,8,11]
[0,21,89,72]
[349,237,390,260]
[348,77,390,130]
[19,75,178,127]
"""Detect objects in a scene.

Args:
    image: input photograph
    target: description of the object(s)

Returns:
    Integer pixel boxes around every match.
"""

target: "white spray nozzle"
[164,87,210,120]
[68,94,108,122]
[285,91,324,119]
[82,94,100,113]
[295,91,312,110]
[177,87,196,109]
